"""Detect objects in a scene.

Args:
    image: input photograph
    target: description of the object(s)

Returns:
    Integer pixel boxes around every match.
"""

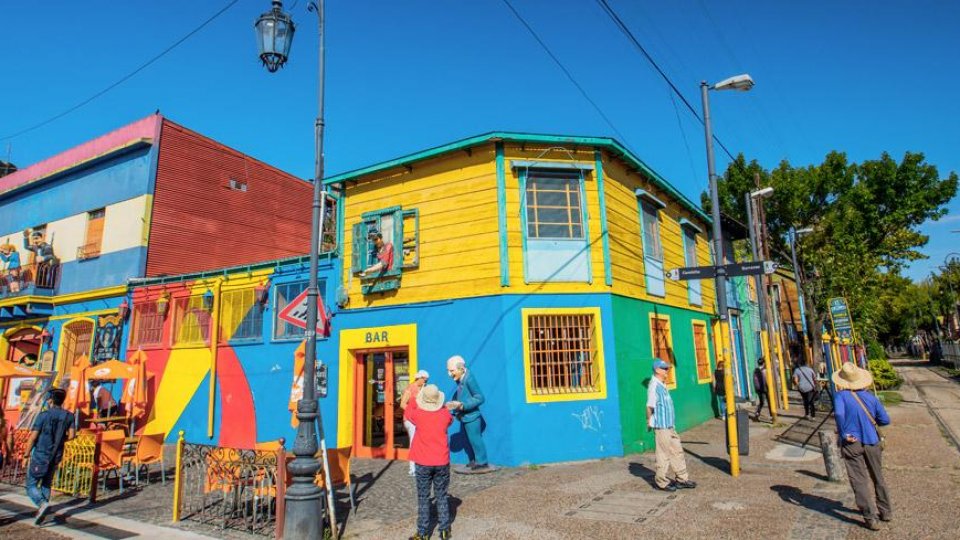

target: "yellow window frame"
[521,307,607,403]
[691,320,713,384]
[649,312,676,388]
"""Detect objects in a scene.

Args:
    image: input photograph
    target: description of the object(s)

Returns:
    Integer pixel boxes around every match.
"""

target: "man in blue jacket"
[833,362,892,531]
[446,355,489,471]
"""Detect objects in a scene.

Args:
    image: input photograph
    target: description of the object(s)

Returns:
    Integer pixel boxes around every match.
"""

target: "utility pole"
[756,190,790,409]
[745,188,778,422]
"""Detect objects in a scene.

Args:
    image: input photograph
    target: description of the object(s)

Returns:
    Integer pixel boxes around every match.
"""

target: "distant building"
[0,114,313,425]
[0,161,15,178]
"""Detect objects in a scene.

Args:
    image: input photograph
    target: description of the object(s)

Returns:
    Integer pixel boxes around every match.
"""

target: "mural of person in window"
[22,229,59,287]
[360,229,394,277]
[0,242,22,293]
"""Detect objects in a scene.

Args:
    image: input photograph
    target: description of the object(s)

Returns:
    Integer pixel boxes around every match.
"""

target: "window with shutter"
[639,199,665,297]
[79,209,105,260]
[352,206,416,295]
[401,209,420,268]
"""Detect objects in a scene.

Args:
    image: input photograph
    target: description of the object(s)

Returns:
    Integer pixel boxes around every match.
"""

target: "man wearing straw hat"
[833,362,892,531]
[404,384,454,540]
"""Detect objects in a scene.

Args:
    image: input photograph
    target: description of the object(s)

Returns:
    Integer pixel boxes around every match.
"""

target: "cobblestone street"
[3,360,959,539]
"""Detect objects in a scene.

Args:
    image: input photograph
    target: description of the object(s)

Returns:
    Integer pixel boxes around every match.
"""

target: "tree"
[708,151,958,361]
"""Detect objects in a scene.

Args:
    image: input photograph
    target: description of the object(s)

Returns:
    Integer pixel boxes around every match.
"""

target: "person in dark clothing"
[793,361,820,418]
[753,357,768,419]
[23,388,74,524]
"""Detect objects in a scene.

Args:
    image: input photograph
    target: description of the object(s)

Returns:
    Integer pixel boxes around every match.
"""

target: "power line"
[499,0,632,148]
[1,0,240,141]
[593,0,742,165]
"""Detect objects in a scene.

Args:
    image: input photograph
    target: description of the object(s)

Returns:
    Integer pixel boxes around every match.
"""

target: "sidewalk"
[897,359,960,450]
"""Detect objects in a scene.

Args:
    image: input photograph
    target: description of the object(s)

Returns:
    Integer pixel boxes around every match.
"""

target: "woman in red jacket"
[404,384,453,540]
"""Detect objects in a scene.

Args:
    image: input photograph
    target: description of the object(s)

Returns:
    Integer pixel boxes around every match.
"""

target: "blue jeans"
[26,464,57,507]
[463,418,488,465]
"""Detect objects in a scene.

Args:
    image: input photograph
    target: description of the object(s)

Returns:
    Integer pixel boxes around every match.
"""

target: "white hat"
[414,370,429,380]
[416,384,445,412]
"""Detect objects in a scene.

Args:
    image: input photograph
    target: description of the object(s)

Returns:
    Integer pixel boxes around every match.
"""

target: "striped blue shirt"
[647,377,675,429]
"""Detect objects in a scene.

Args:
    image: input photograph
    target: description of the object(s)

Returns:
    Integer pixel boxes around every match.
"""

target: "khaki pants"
[841,442,892,521]
[654,428,689,488]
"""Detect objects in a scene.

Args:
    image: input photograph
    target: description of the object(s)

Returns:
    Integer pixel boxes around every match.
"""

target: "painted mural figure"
[445,355,490,471]
[0,242,21,293]
[359,229,394,277]
[22,388,74,524]
[22,229,59,286]
[400,369,430,476]
[647,359,697,492]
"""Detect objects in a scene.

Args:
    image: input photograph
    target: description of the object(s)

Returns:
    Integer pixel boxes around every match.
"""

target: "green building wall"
[612,295,718,454]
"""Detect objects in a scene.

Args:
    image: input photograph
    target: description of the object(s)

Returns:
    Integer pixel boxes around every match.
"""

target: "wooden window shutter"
[351,222,366,275]
[401,209,419,268]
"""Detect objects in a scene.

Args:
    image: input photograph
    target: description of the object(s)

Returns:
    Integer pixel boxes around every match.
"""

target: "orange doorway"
[353,348,410,460]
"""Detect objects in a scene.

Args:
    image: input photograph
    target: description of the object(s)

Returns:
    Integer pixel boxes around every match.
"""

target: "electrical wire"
[1,0,241,141]
[593,0,742,165]
[499,0,632,148]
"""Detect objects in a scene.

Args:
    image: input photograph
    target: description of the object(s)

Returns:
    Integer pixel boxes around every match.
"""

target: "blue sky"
[2,0,957,280]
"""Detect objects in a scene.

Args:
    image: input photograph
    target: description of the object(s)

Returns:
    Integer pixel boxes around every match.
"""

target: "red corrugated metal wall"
[146,120,312,276]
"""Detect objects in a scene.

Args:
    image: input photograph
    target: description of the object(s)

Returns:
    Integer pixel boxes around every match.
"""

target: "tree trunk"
[818,430,847,482]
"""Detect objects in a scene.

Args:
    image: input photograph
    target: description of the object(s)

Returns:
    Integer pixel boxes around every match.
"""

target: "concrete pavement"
[896,360,960,451]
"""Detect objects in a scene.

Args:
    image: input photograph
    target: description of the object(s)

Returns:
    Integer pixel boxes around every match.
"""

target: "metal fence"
[173,432,286,538]
[51,432,100,500]
[0,429,32,486]
[940,339,960,369]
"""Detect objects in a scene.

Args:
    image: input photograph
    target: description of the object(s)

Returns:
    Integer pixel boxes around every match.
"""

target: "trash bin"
[726,407,750,456]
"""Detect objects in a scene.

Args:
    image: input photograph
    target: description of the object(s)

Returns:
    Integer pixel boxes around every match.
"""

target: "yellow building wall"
[340,142,714,314]
[600,155,715,314]
[343,146,502,307]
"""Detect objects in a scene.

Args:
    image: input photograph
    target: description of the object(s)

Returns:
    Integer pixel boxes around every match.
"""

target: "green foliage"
[869,359,903,390]
[876,391,903,406]
[708,150,958,343]
[866,340,886,361]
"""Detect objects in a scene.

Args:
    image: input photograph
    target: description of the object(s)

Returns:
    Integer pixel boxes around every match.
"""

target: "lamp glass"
[255,2,295,72]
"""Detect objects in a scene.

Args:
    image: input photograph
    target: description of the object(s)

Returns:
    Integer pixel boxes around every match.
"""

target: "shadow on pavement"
[627,463,656,488]
[770,485,863,527]
[794,469,830,482]
[682,447,729,475]
[353,459,396,502]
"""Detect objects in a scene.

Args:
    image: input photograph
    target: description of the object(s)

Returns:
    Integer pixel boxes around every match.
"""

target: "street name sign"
[667,261,778,281]
[277,288,331,337]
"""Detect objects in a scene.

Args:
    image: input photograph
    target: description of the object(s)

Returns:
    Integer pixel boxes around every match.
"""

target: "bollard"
[818,430,847,482]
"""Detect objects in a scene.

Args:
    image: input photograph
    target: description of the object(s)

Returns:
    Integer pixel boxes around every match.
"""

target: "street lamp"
[255,1,336,537]
[701,73,753,477]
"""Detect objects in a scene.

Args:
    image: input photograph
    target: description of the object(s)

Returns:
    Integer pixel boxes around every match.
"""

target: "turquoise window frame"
[637,191,666,297]
[352,205,405,294]
[518,167,592,284]
[682,226,702,306]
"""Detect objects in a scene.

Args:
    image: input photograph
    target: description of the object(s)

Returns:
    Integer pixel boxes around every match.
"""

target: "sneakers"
[674,480,697,489]
[439,529,452,539]
[865,518,881,531]
[879,514,893,522]
[656,483,677,492]
[469,463,491,472]
[409,534,429,540]
[34,501,50,524]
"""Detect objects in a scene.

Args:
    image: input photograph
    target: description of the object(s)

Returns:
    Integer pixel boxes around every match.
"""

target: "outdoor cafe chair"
[125,432,166,485]
[97,429,127,494]
[313,446,357,515]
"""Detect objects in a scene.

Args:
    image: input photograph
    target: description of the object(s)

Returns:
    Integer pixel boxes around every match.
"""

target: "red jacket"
[404,398,452,466]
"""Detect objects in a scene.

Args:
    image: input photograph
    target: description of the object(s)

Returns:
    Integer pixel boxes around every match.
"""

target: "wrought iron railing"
[0,262,60,295]
[173,432,286,538]
[0,428,32,486]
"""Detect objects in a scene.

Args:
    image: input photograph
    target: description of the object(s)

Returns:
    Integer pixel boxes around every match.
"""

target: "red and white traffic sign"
[277,288,330,337]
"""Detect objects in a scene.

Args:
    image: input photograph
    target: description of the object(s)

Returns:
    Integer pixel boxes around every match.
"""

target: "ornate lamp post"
[255,1,335,537]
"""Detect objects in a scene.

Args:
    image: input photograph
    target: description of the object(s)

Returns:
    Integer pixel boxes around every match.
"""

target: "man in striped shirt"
[647,359,697,492]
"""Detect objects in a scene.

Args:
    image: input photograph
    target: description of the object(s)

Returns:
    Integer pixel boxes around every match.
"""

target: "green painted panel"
[612,295,717,454]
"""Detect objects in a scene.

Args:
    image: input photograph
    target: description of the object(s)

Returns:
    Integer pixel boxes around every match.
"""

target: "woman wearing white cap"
[400,370,430,476]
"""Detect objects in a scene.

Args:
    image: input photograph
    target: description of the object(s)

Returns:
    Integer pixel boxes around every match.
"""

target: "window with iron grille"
[526,312,599,396]
[525,173,584,239]
[651,315,675,386]
[220,288,263,342]
[131,302,163,348]
[172,296,211,346]
[692,322,711,383]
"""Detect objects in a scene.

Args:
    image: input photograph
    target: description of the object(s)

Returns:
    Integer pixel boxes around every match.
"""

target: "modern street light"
[745,186,778,421]
[701,72,754,477]
[255,1,337,537]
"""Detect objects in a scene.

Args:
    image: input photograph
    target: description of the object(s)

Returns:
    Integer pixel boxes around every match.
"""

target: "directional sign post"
[667,261,778,281]
[277,288,331,337]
